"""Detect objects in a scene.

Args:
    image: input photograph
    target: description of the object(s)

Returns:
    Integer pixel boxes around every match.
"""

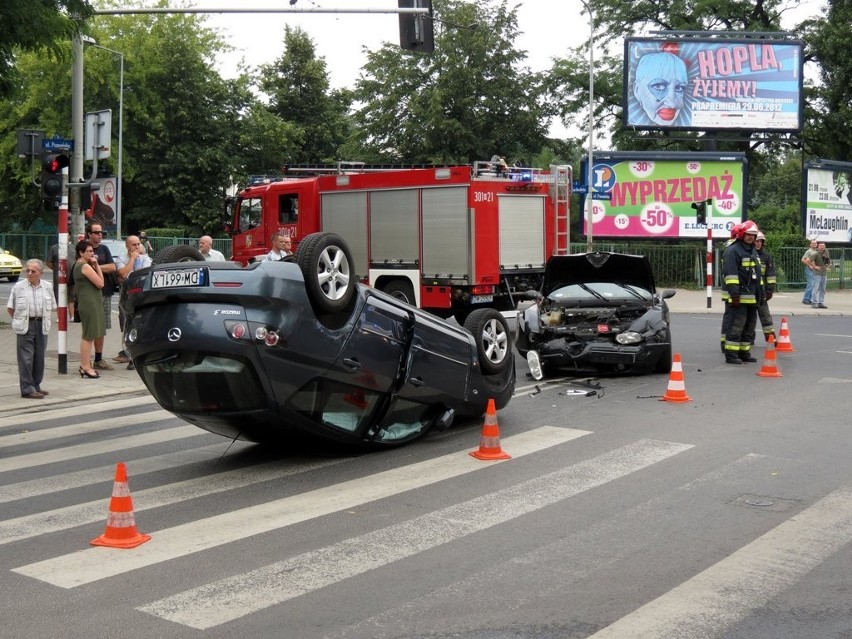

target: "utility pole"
[71,33,84,238]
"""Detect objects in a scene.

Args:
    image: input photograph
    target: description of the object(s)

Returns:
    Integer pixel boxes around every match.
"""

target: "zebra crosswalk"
[1,396,850,638]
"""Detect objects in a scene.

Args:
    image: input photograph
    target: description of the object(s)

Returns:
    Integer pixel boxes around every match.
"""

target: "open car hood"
[542,252,657,295]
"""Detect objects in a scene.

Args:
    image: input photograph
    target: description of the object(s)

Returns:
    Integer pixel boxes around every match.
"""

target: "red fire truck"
[225,161,571,321]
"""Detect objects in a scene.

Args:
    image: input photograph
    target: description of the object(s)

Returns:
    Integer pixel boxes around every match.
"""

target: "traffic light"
[399,0,434,52]
[691,200,709,225]
[41,152,69,200]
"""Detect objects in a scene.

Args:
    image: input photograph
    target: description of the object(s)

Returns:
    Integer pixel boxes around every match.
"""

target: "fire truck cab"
[226,161,570,321]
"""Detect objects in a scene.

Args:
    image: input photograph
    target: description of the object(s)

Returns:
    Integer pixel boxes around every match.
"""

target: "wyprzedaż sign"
[802,160,852,243]
[623,37,803,132]
[581,152,747,240]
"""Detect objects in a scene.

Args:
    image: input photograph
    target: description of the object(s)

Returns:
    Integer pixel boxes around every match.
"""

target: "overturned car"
[515,252,676,379]
[120,233,515,448]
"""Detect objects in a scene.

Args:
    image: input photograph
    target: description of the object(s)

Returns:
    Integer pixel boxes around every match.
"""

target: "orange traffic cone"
[756,334,783,377]
[470,398,511,460]
[90,462,151,549]
[660,353,692,403]
[775,317,795,353]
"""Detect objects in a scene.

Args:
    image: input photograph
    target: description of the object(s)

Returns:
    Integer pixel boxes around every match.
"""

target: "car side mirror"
[661,289,676,300]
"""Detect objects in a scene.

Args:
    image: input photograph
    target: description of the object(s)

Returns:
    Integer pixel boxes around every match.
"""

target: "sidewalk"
[0,314,147,417]
[2,288,850,417]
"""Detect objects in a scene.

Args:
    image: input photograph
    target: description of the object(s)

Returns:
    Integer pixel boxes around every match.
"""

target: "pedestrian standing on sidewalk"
[811,242,831,309]
[86,223,117,370]
[113,235,152,369]
[74,240,105,379]
[6,259,56,398]
[801,238,818,305]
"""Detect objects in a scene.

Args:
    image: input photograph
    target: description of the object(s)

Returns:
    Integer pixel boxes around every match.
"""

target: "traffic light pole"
[70,34,84,238]
[57,166,71,374]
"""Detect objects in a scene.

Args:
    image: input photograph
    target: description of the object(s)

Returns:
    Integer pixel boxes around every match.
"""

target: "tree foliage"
[258,26,351,164]
[348,0,551,164]
[0,0,847,241]
[0,0,94,98]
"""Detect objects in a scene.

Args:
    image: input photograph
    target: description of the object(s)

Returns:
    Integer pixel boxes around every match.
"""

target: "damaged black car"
[119,233,515,448]
[515,252,676,379]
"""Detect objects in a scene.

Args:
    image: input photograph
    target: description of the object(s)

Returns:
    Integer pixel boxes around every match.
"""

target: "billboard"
[802,160,852,243]
[580,152,747,240]
[623,37,803,132]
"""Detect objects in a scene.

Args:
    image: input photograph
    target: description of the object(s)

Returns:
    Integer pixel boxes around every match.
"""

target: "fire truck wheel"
[464,309,512,375]
[382,280,416,306]
[151,244,205,265]
[297,232,355,314]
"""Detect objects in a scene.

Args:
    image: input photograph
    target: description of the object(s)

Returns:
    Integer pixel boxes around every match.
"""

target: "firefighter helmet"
[756,231,766,241]
[736,220,759,239]
[730,223,743,238]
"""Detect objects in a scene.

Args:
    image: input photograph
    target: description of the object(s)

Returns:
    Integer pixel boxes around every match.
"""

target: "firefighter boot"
[739,350,758,363]
[725,352,743,365]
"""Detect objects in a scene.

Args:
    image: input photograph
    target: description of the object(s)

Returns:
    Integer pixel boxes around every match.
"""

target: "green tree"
[258,26,352,164]
[0,0,93,98]
[85,10,247,235]
[348,0,551,164]
[800,0,852,162]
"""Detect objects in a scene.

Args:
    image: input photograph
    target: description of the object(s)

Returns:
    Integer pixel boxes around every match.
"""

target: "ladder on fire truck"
[550,164,571,256]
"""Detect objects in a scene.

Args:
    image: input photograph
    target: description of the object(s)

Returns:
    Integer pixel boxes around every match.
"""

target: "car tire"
[8,275,18,282]
[152,245,205,265]
[381,279,416,306]
[464,308,511,375]
[296,232,355,314]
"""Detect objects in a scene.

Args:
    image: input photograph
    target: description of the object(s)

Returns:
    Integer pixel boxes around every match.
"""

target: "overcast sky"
[200,0,825,138]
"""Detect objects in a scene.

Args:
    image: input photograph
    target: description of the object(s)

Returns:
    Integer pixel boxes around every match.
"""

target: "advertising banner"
[581,152,747,239]
[803,161,852,243]
[623,38,803,132]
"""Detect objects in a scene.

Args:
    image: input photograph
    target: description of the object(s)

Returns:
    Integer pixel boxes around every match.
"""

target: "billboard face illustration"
[581,154,746,239]
[624,38,803,132]
[803,162,852,243]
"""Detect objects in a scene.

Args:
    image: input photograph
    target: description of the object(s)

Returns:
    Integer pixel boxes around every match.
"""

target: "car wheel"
[464,308,511,375]
[152,245,205,265]
[381,280,416,306]
[8,275,18,282]
[296,232,355,314]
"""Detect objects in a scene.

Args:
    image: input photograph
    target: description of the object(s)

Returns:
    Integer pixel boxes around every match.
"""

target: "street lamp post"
[579,0,595,252]
[85,41,125,238]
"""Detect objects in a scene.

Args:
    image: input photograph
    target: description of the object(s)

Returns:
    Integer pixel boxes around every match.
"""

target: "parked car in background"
[120,233,515,448]
[516,252,676,379]
[0,247,22,282]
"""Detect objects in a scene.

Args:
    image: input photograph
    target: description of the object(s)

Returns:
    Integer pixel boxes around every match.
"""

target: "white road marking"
[138,438,692,629]
[0,443,249,505]
[0,395,156,430]
[12,426,591,588]
[587,486,852,638]
[0,456,353,546]
[0,425,205,474]
[0,408,172,447]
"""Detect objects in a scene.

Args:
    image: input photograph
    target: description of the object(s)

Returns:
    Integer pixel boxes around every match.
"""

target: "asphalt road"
[1,313,851,638]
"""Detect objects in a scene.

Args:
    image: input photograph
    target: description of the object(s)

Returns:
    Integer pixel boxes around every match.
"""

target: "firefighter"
[748,231,776,343]
[721,220,763,364]
[719,223,743,353]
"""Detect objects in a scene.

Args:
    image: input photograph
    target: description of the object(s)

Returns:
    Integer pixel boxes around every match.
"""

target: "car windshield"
[547,282,652,302]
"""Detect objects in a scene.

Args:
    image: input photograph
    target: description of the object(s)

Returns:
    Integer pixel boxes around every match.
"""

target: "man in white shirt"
[199,235,226,261]
[265,232,293,261]
[114,235,153,367]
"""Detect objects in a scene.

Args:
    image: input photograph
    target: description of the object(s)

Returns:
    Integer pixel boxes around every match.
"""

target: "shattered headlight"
[615,331,643,345]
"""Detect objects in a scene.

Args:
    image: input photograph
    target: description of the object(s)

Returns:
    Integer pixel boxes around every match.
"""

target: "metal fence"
[3,232,849,291]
